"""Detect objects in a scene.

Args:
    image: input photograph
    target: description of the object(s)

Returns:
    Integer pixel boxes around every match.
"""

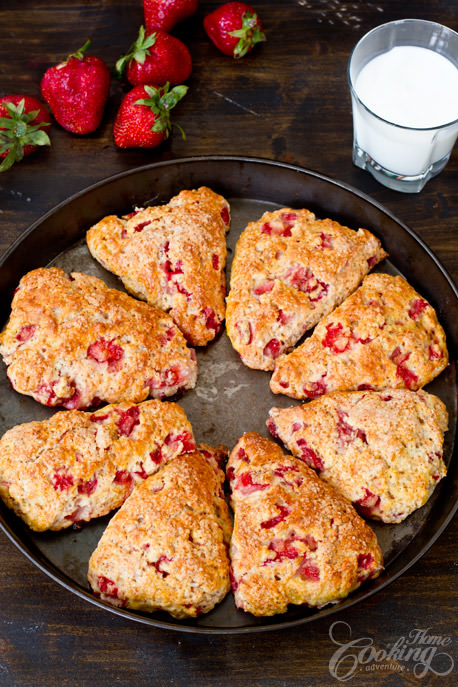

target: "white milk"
[352,45,458,176]
[355,46,458,128]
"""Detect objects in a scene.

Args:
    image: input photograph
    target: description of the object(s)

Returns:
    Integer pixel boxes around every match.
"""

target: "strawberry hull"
[0,95,51,171]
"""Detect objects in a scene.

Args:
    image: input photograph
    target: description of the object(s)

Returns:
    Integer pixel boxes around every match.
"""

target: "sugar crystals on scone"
[226,207,386,370]
[88,446,232,618]
[268,389,448,524]
[0,400,195,531]
[87,187,230,346]
[0,267,197,409]
[271,273,448,399]
[227,433,383,616]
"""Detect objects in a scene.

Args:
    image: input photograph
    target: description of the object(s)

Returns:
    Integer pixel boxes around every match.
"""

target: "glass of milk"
[348,19,458,192]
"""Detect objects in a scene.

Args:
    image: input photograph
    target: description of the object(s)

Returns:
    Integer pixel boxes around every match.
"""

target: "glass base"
[352,144,450,193]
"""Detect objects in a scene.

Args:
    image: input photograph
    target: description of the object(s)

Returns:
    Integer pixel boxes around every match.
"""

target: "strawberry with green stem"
[116,25,192,86]
[113,82,188,148]
[204,2,266,58]
[0,95,51,172]
[41,39,110,134]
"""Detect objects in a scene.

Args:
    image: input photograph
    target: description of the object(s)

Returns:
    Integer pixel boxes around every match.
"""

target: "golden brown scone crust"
[0,400,195,531]
[0,267,197,409]
[88,446,232,618]
[227,433,383,616]
[268,390,448,524]
[226,207,387,370]
[271,273,448,399]
[86,187,230,346]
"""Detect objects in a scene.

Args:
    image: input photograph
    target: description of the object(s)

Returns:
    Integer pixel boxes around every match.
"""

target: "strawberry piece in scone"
[271,273,448,399]
[226,207,386,370]
[88,445,232,617]
[0,268,197,409]
[86,187,230,346]
[268,389,448,524]
[227,433,383,616]
[0,399,195,531]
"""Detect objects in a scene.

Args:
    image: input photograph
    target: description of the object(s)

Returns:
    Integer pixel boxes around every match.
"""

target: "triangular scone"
[226,207,386,370]
[87,187,230,346]
[271,273,448,399]
[0,268,197,409]
[268,390,448,524]
[88,446,232,618]
[0,399,195,531]
[227,433,383,616]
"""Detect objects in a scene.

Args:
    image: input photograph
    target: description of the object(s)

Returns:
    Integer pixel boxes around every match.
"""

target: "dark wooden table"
[0,2,456,685]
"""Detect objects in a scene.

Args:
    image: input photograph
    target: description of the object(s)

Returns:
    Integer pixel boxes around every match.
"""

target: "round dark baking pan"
[0,156,456,634]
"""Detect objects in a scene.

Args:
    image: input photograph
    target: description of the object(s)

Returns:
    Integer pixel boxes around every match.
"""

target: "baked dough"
[0,400,195,531]
[227,433,383,616]
[226,207,386,369]
[0,267,197,408]
[87,187,230,346]
[271,273,448,399]
[268,389,448,523]
[88,446,232,618]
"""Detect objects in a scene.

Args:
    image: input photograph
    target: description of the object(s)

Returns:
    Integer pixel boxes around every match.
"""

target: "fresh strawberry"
[204,2,266,58]
[0,95,51,172]
[144,0,198,32]
[41,40,110,134]
[113,83,188,148]
[116,26,192,86]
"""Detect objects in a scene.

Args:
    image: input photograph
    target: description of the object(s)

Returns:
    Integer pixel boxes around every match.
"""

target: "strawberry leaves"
[135,83,188,138]
[229,11,266,58]
[115,26,158,77]
[0,98,51,172]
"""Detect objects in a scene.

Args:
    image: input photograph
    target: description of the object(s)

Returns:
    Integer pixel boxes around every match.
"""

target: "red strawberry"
[0,95,51,172]
[41,40,110,134]
[204,2,266,58]
[116,26,192,87]
[113,83,188,148]
[144,0,198,32]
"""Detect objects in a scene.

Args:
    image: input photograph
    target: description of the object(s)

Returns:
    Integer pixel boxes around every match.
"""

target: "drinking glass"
[348,19,458,193]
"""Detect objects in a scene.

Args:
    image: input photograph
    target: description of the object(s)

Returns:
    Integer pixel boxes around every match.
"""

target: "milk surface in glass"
[353,45,458,176]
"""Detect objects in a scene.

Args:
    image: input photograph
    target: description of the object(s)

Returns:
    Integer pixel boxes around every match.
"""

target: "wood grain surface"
[0,2,456,686]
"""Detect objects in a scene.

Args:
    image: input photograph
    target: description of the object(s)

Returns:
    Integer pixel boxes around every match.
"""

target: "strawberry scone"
[226,207,386,370]
[86,186,230,346]
[271,273,448,399]
[0,267,197,409]
[0,399,195,531]
[267,389,448,524]
[88,445,232,618]
[227,433,383,616]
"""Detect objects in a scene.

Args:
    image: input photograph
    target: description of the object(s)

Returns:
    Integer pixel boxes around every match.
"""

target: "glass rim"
[347,18,458,132]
